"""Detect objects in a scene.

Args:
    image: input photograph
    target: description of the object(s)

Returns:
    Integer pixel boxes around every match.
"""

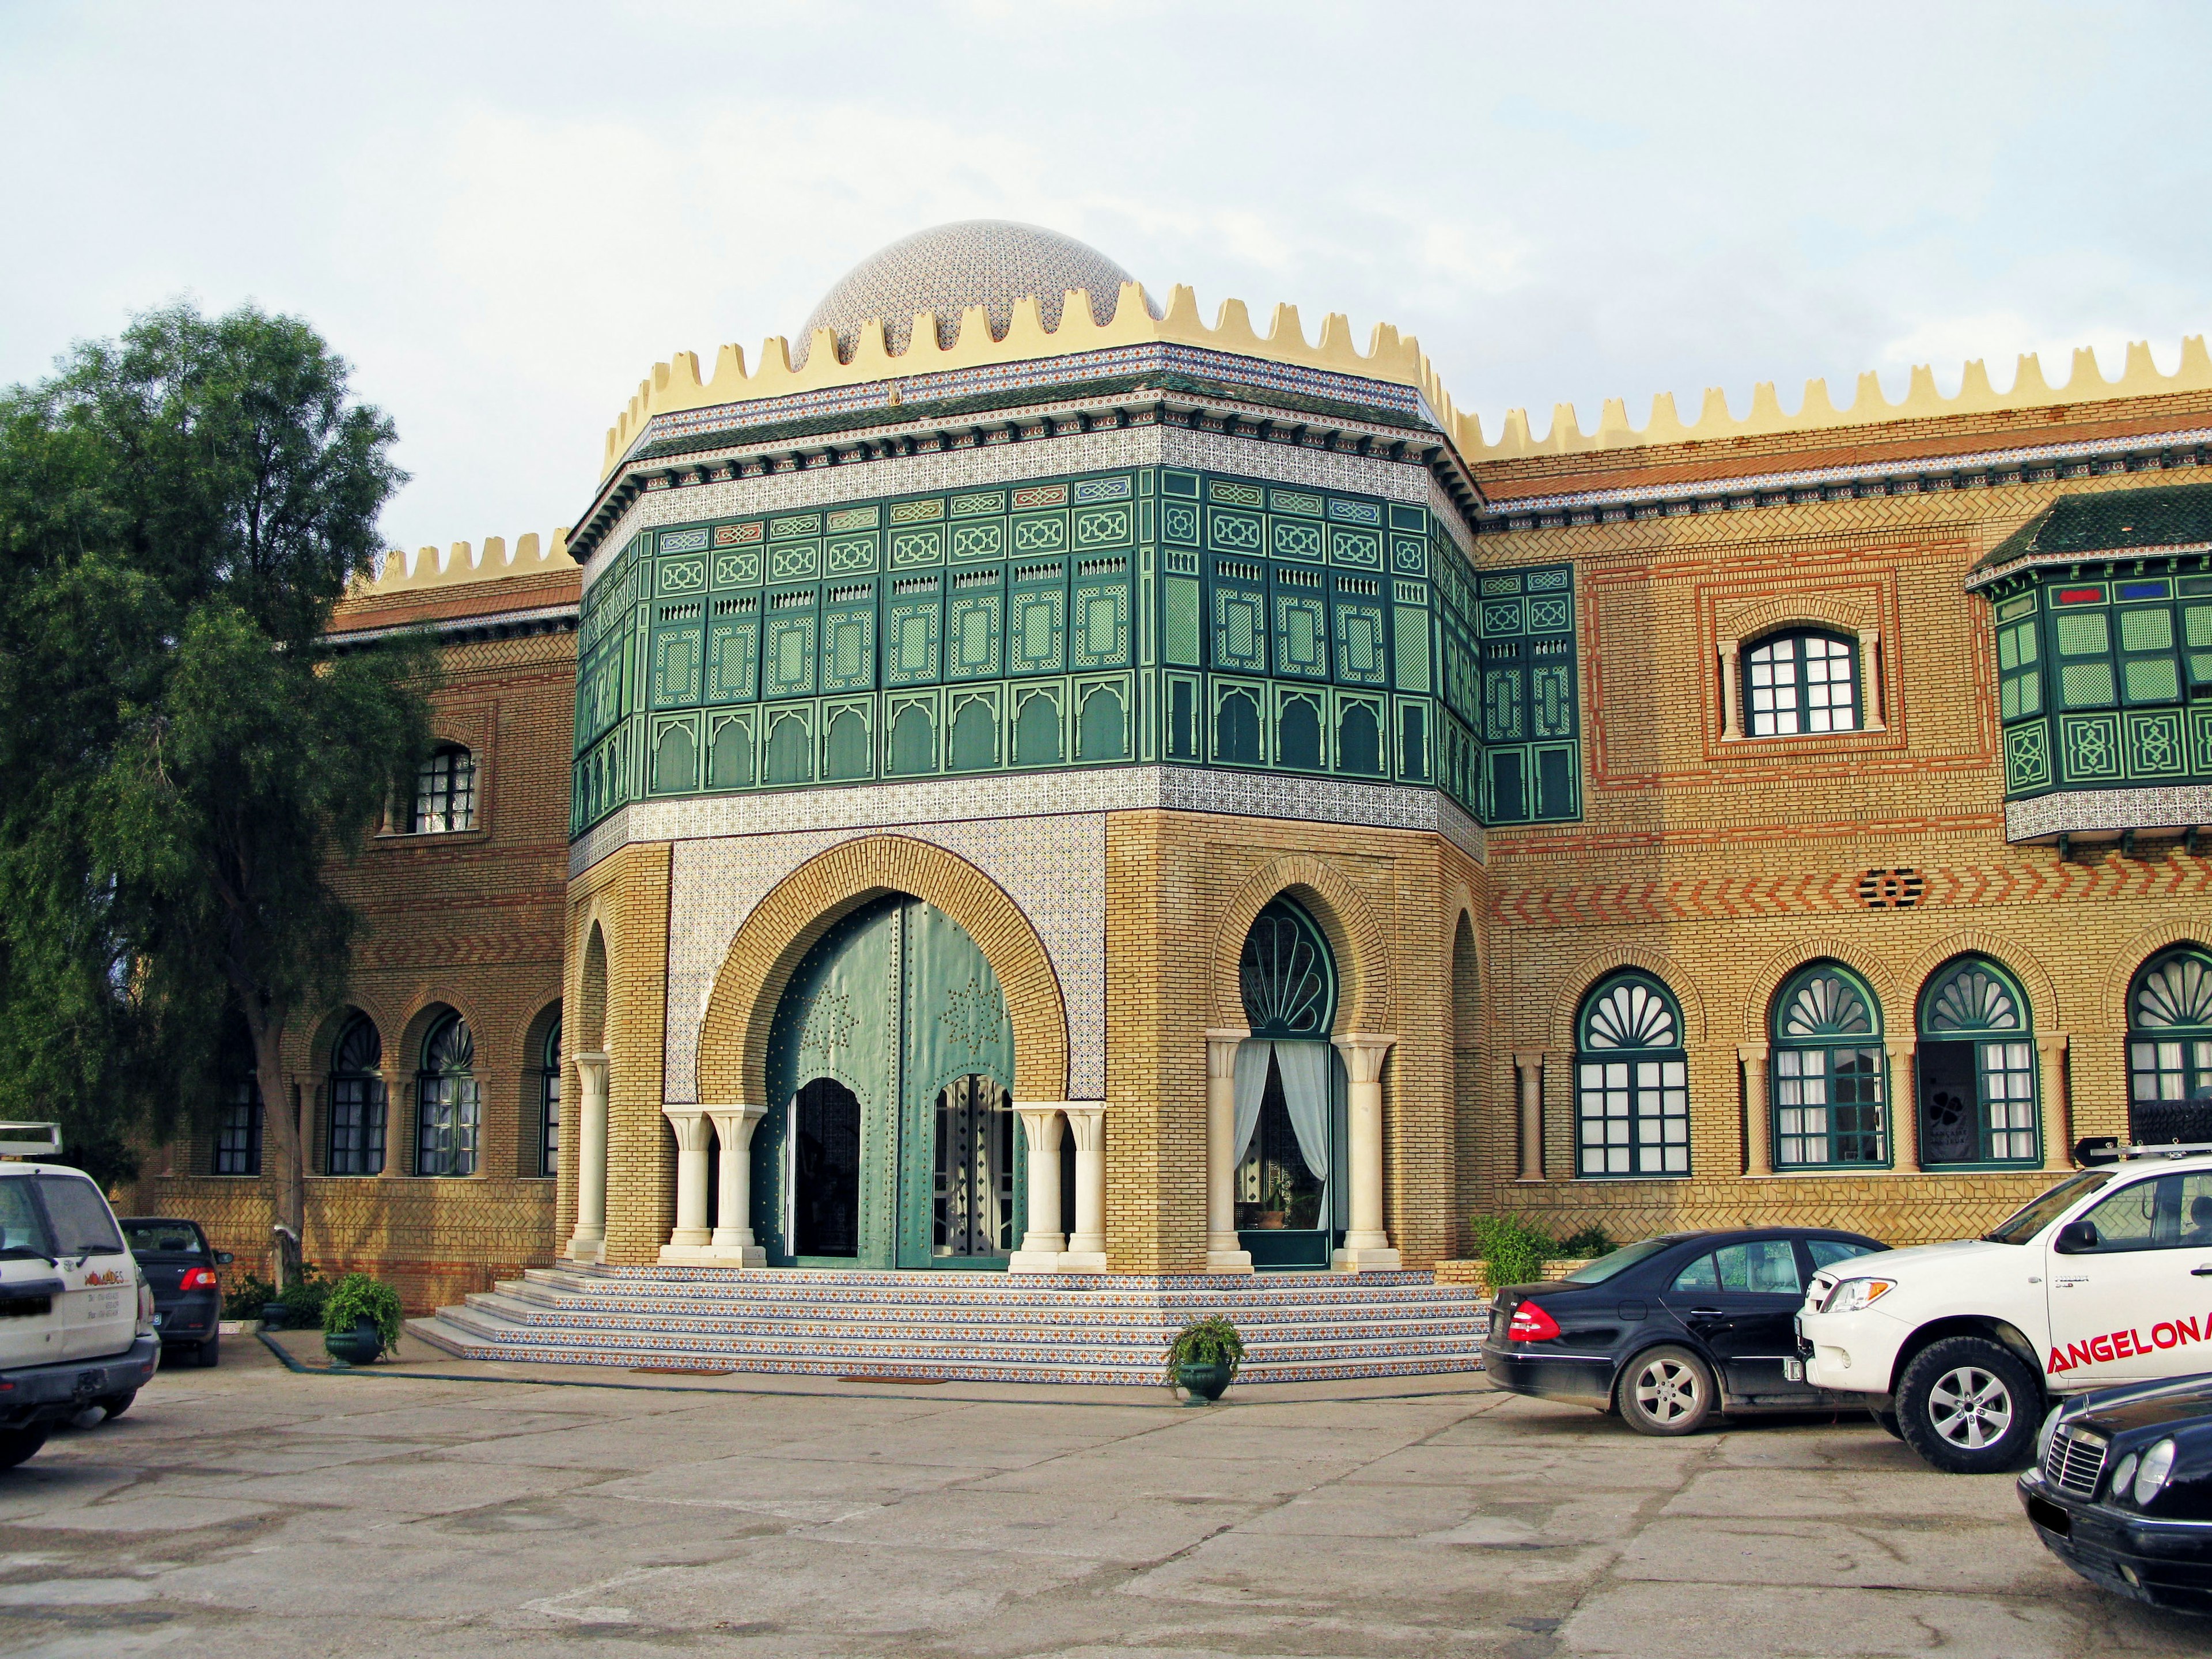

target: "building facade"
[122,219,2212,1309]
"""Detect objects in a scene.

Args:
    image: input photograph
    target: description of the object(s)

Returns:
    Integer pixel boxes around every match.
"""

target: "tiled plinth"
[407,1262,1491,1387]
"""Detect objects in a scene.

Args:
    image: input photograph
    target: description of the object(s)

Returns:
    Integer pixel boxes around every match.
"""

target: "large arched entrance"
[753,893,1021,1269]
[1232,897,1346,1270]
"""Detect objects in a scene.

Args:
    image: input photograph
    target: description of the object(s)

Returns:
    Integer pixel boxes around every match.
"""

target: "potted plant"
[1164,1315,1245,1404]
[1256,1179,1290,1229]
[321,1272,403,1367]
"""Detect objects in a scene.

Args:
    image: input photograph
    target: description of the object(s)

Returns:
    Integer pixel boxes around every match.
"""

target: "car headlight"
[1825,1278,1897,1314]
[2135,1439,2177,1506]
[2111,1451,2139,1499]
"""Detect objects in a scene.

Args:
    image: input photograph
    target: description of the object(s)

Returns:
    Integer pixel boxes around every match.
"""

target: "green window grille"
[1916,955,2037,1165]
[1575,972,1690,1177]
[2128,947,2212,1145]
[1771,963,1887,1169]
[417,1013,479,1178]
[1745,630,1857,735]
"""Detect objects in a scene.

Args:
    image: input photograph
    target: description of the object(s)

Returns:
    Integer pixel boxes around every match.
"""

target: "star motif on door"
[800,988,857,1059]
[938,978,996,1063]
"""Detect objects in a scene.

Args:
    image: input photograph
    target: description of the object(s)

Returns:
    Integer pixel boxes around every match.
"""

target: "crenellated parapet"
[354,529,573,595]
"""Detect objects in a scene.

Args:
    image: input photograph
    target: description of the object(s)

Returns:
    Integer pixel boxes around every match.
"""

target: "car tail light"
[179,1268,218,1291]
[1507,1301,1561,1343]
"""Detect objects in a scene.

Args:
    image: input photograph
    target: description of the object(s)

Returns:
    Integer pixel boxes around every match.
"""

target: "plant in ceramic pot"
[321,1272,403,1367]
[1164,1315,1245,1404]
[1256,1179,1290,1229]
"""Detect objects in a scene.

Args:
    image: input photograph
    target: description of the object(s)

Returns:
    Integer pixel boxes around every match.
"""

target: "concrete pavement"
[0,1335,2196,1656]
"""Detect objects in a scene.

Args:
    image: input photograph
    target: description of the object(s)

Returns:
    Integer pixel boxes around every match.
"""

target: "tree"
[0,302,433,1282]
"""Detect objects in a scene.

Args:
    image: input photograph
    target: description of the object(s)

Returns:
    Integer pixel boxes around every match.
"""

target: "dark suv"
[118,1218,229,1367]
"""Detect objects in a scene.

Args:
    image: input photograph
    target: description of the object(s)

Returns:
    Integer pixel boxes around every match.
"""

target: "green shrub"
[1556,1225,1616,1260]
[321,1272,404,1355]
[1163,1315,1245,1387]
[222,1271,278,1321]
[272,1263,334,1328]
[1469,1214,1555,1292]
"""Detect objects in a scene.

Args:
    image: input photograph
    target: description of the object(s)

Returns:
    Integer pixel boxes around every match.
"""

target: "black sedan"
[2021,1374,2212,1615]
[119,1217,231,1367]
[1481,1228,1887,1435]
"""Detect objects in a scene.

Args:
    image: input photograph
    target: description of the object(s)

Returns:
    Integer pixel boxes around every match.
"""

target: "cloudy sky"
[4,1,2206,554]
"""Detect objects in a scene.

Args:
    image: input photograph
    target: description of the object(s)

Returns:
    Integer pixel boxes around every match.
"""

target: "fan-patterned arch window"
[214,1033,262,1176]
[538,1016,562,1179]
[2128,947,2212,1146]
[326,1016,385,1176]
[1745,630,1858,736]
[1239,898,1335,1039]
[1575,972,1690,1178]
[1772,963,1887,1168]
[1917,956,2037,1165]
[411,744,477,833]
[417,1013,479,1177]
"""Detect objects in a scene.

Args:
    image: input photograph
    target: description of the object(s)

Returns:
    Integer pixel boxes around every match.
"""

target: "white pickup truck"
[0,1156,160,1467]
[1798,1145,2212,1472]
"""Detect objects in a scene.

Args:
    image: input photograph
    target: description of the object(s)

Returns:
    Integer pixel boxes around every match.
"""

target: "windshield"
[123,1222,203,1256]
[1562,1237,1683,1284]
[1984,1169,2117,1244]
[35,1176,124,1257]
[0,1180,54,1260]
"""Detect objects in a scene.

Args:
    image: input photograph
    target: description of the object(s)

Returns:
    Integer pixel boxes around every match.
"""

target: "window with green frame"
[1575,972,1689,1177]
[1916,955,2037,1165]
[1771,963,1887,1168]
[2128,946,2212,1146]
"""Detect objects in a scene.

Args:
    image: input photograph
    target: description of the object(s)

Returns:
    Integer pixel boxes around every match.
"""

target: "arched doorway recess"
[754,893,1021,1268]
[1229,897,1344,1270]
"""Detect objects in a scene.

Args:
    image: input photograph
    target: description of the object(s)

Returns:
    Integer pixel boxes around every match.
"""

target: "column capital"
[1013,1104,1067,1153]
[1205,1028,1251,1078]
[1737,1041,1771,1065]
[1884,1037,1917,1059]
[1331,1033,1396,1085]
[1511,1048,1546,1071]
[2036,1030,2071,1056]
[575,1051,610,1069]
[660,1104,712,1151]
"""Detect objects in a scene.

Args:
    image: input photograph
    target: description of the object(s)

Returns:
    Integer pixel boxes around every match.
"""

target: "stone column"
[1204,1029,1253,1273]
[1061,1103,1108,1272]
[1863,629,1888,730]
[2038,1032,2072,1172]
[659,1107,712,1257]
[1720,641,1744,740]
[1009,1105,1067,1274]
[706,1104,767,1264]
[1513,1050,1545,1181]
[566,1052,609,1262]
[1887,1040,1921,1173]
[1332,1034,1401,1272]
[1740,1041,1773,1176]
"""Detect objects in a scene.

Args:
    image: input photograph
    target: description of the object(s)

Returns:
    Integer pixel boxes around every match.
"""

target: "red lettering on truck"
[2048,1309,2212,1374]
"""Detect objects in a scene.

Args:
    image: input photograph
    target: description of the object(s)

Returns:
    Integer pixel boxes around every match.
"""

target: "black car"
[2021,1373,2212,1615]
[118,1217,230,1367]
[1481,1228,1887,1434]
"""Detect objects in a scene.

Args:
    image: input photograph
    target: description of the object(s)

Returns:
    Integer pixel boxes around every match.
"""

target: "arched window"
[327,1016,385,1176]
[412,744,477,832]
[1771,963,1885,1168]
[215,1033,262,1176]
[537,1017,561,1179]
[1575,972,1689,1177]
[417,1013,479,1177]
[1234,899,1340,1265]
[2128,947,2212,1145]
[1918,956,2037,1165]
[1745,630,1858,736]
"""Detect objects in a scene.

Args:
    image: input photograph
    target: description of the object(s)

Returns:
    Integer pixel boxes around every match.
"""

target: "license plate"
[1783,1358,1805,1382]
[151,1314,163,1327]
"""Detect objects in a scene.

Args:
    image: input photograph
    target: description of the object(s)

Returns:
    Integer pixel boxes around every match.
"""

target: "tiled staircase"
[407,1263,1491,1387]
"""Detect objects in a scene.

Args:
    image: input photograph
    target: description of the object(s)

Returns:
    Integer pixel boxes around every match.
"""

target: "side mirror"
[214,1252,234,1266]
[2055,1220,2101,1255]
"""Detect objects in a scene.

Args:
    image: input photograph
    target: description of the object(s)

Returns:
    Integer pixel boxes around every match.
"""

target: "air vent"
[1858,869,1925,910]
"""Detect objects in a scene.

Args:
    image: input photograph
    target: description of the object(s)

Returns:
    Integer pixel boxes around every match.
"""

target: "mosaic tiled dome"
[796,221,1152,367]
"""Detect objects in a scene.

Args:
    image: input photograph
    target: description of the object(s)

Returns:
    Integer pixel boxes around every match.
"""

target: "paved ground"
[0,1335,2199,1658]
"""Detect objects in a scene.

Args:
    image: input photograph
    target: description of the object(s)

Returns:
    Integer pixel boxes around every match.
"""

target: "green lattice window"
[1745,630,1857,735]
[2128,947,2212,1145]
[1772,963,1887,1169]
[1916,956,2037,1166]
[1576,972,1689,1177]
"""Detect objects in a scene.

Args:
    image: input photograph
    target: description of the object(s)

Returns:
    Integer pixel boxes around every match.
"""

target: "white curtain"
[1274,1040,1331,1190]
[1330,1048,1350,1232]
[1232,1039,1272,1165]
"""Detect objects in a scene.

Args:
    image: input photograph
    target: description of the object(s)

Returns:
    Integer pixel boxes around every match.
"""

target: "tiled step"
[408,1262,1493,1387]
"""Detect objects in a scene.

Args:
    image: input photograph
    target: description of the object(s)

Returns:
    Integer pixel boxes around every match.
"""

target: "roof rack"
[0,1122,61,1160]
[2076,1136,2212,1166]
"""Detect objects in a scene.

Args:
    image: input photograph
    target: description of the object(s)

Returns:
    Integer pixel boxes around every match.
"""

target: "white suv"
[1798,1146,2212,1473]
[0,1162,160,1467]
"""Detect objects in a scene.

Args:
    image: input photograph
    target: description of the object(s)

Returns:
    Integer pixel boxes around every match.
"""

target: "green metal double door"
[753,893,1022,1269]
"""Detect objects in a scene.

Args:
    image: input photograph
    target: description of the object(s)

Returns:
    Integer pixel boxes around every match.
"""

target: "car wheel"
[1618,1345,1718,1437]
[1895,1336,2038,1474]
[1870,1407,1904,1440]
[91,1391,135,1423]
[195,1336,219,1368]
[0,1428,48,1470]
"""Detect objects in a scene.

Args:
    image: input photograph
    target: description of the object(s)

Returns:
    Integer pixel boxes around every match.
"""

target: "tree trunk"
[242,1005,305,1291]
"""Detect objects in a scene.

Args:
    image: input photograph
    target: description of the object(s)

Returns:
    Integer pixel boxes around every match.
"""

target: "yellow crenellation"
[354,529,573,596]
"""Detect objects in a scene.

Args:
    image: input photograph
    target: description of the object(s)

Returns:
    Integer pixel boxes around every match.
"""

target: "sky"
[3,1,2207,556]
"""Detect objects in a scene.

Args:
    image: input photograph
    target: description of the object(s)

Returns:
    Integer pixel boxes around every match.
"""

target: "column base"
[1056,1249,1108,1273]
[657,1242,766,1266]
[1008,1237,1067,1274]
[1332,1244,1403,1273]
[565,1230,606,1264]
[1205,1248,1255,1274]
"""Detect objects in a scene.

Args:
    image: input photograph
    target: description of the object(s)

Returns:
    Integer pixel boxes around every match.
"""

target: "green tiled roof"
[1977,482,2212,572]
